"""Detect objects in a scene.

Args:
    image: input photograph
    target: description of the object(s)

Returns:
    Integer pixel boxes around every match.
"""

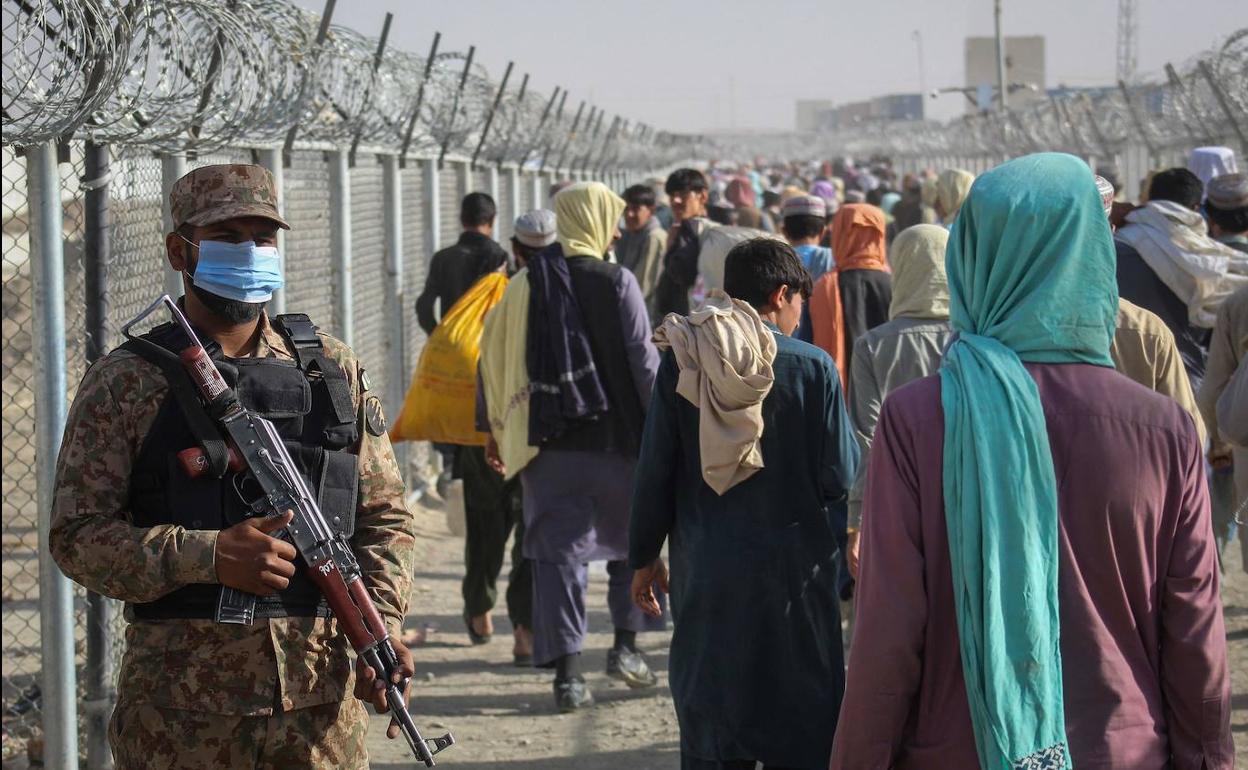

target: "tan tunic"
[1198,286,1248,501]
[1111,298,1207,446]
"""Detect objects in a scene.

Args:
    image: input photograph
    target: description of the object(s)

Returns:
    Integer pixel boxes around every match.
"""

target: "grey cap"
[781,194,826,219]
[514,209,557,248]
[1207,172,1248,210]
[1094,175,1116,216]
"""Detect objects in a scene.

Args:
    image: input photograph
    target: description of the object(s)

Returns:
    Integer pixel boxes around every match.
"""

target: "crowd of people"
[44,142,1246,768]
[414,147,1247,768]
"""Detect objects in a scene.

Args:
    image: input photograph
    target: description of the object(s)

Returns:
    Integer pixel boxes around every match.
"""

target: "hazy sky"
[293,0,1244,132]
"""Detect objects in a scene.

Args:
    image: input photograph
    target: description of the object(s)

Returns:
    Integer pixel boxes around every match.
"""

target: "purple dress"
[831,363,1233,770]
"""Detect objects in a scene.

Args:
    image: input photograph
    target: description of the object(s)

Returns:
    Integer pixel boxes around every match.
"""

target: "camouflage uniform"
[49,164,416,769]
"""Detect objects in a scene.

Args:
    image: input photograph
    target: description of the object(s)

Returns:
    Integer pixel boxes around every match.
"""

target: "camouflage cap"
[170,164,290,230]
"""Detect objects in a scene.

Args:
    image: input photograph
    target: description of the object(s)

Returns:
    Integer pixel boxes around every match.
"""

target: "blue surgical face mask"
[182,237,284,303]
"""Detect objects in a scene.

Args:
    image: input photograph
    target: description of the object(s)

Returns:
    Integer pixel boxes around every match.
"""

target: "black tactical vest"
[124,314,359,621]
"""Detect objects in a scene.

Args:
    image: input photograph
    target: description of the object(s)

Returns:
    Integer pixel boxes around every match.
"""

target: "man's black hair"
[708,204,737,226]
[783,214,825,241]
[1148,168,1204,211]
[865,187,886,206]
[461,192,497,227]
[1096,165,1123,194]
[1206,201,1248,234]
[664,168,708,195]
[623,184,656,208]
[723,238,813,310]
[761,190,781,208]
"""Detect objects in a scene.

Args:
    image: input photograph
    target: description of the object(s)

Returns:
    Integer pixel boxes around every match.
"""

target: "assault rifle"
[122,295,454,767]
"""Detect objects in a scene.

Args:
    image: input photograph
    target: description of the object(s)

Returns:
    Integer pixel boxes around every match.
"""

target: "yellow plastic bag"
[390,272,508,446]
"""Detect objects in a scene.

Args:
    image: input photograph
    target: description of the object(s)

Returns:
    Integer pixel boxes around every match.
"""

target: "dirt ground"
[368,499,1248,769]
[364,498,679,770]
[2,496,1243,768]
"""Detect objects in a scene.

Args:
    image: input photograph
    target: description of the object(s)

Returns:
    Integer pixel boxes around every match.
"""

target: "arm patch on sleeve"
[364,396,387,436]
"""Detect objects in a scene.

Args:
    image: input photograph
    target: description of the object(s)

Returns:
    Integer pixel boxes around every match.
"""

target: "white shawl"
[1116,200,1248,328]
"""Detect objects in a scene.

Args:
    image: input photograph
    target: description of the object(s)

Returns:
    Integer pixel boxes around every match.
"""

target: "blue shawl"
[525,243,609,445]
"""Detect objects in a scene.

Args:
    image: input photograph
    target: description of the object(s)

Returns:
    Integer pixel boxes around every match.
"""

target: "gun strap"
[121,335,232,478]
[273,313,355,425]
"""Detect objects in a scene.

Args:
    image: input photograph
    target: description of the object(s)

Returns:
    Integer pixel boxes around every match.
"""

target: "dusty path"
[368,501,1248,769]
[365,500,680,769]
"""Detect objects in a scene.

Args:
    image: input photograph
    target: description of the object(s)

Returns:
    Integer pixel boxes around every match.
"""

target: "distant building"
[802,94,924,131]
[795,100,835,132]
[965,35,1046,113]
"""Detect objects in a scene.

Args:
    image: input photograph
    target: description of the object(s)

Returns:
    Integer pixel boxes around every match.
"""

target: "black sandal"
[464,613,491,645]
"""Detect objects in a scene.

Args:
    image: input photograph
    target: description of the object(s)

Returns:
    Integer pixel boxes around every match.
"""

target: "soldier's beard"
[190,282,266,324]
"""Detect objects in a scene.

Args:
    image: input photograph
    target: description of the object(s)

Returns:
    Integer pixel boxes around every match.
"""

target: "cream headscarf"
[888,224,950,320]
[936,169,976,222]
[553,181,625,258]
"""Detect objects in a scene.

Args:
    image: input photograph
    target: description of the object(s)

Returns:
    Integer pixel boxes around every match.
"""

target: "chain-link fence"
[2,1,669,767]
[2,145,40,766]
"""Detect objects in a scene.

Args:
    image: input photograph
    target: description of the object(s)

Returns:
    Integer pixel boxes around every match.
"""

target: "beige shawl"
[653,290,777,495]
[479,271,539,480]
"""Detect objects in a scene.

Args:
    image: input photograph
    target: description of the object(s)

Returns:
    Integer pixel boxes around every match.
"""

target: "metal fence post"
[381,153,406,470]
[456,160,470,200]
[423,158,441,257]
[82,140,117,770]
[257,147,287,316]
[530,172,541,210]
[1197,59,1248,157]
[508,167,521,217]
[160,152,187,298]
[488,166,500,242]
[28,141,81,770]
[328,149,353,346]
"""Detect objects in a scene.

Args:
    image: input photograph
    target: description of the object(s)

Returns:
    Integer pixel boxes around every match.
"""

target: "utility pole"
[1116,0,1138,84]
[994,0,1008,110]
[913,30,927,118]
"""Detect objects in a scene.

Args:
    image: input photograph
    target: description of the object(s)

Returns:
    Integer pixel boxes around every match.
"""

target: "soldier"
[50,164,418,769]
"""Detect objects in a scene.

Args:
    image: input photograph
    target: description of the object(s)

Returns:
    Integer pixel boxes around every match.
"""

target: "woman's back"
[833,361,1231,769]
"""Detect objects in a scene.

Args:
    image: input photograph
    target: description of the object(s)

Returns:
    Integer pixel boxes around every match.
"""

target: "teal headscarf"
[940,153,1118,770]
[880,191,902,216]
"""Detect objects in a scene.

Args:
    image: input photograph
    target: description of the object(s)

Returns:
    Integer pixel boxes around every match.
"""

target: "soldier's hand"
[214,512,297,595]
[353,637,415,739]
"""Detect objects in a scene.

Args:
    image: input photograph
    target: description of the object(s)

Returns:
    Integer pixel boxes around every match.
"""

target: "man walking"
[416,192,509,334]
[414,192,530,648]
[631,238,859,769]
[654,168,714,317]
[616,183,668,321]
[480,183,667,712]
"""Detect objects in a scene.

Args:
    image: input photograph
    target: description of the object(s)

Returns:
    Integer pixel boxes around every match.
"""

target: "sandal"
[464,612,492,645]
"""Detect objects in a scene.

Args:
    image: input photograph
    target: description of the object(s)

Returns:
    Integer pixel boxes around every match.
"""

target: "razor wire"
[1,0,695,170]
[706,28,1247,165]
